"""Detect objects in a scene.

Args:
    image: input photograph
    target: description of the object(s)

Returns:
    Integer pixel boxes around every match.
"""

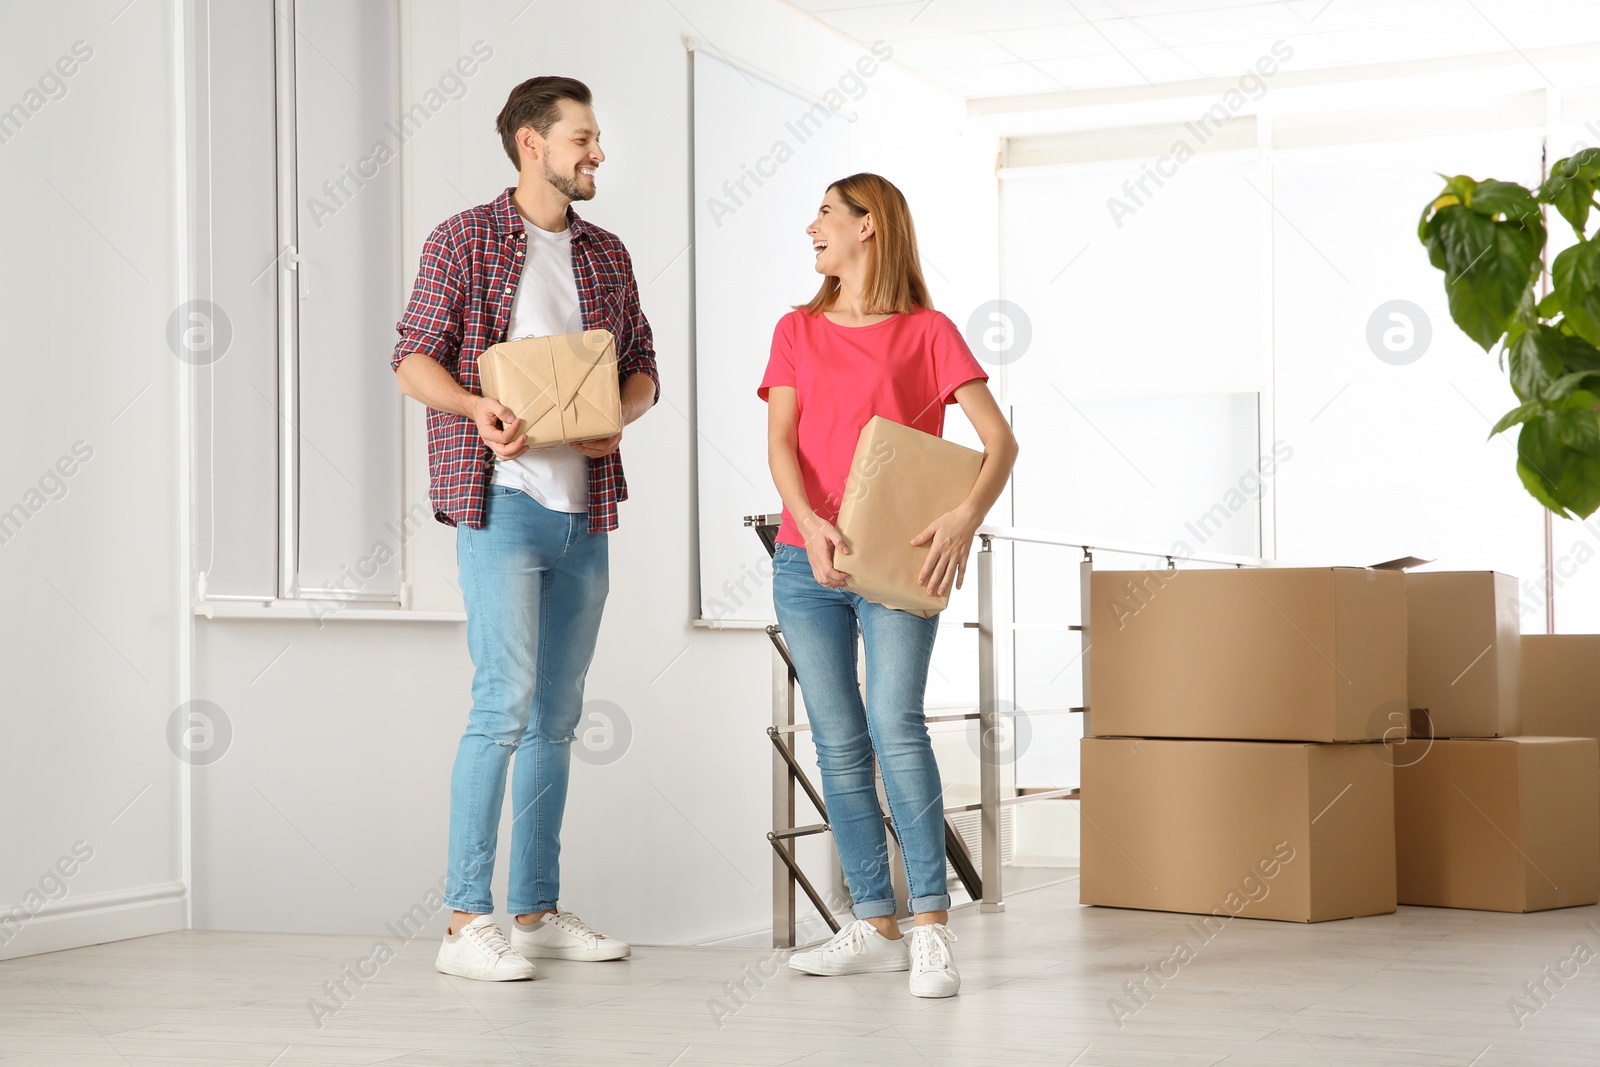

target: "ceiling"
[785,0,1600,100]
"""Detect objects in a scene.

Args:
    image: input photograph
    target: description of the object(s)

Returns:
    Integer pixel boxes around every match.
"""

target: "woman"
[759,173,1019,998]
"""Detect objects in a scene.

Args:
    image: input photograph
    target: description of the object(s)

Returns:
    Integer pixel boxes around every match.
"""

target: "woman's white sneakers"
[788,919,910,975]
[788,918,962,996]
[511,909,632,962]
[434,915,538,981]
[907,923,960,998]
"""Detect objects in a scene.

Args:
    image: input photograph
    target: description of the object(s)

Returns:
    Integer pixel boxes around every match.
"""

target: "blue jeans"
[446,485,608,915]
[771,543,952,918]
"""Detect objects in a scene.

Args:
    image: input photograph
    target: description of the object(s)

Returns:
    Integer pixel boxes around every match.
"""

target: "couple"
[392,76,1018,1001]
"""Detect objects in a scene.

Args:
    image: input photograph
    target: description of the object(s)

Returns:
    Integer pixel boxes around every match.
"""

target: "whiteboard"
[691,50,850,622]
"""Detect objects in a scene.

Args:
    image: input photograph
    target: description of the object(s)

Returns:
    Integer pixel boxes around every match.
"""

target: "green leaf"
[1514,393,1600,519]
[1507,285,1540,348]
[1516,455,1572,516]
[1466,179,1542,225]
[1419,177,1545,351]
[1508,324,1566,401]
[1552,239,1600,348]
[1537,290,1563,318]
[1491,400,1544,437]
[1422,210,1508,348]
[1553,390,1600,455]
[1558,330,1600,372]
[1539,149,1600,238]
[1547,370,1600,398]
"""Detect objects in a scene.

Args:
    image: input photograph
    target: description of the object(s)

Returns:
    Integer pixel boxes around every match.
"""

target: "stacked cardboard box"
[1080,567,1403,922]
[1078,567,1600,920]
[1521,634,1600,738]
[1396,574,1599,913]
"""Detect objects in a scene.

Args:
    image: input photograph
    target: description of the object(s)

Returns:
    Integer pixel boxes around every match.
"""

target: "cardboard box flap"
[1370,556,1435,571]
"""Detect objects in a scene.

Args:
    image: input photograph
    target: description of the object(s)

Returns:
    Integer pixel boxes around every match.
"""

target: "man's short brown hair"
[495,76,593,169]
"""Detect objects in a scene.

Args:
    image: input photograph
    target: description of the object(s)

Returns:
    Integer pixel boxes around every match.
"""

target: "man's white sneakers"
[788,919,911,976]
[907,923,960,998]
[511,910,632,962]
[434,915,537,981]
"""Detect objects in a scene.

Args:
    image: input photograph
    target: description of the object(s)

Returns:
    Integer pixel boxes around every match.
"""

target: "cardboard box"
[1521,635,1600,739]
[478,329,622,446]
[834,416,983,617]
[1405,571,1521,738]
[1079,737,1396,922]
[1087,567,1406,742]
[1393,737,1600,912]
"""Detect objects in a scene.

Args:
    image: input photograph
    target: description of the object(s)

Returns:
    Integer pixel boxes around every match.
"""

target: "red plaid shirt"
[392,188,660,532]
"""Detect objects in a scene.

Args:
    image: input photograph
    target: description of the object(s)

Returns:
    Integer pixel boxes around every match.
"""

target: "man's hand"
[570,432,622,459]
[471,396,529,460]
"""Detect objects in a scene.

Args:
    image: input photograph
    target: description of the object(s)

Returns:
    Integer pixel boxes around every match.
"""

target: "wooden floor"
[4,876,1600,1066]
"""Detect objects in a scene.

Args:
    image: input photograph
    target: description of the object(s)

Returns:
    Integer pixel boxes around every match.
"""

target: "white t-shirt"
[490,220,589,513]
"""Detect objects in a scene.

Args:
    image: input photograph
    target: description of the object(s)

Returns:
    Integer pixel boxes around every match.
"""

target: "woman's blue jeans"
[771,543,952,918]
[446,485,608,915]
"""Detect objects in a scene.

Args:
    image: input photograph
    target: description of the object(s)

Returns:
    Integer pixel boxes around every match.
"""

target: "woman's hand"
[802,517,852,589]
[911,505,980,596]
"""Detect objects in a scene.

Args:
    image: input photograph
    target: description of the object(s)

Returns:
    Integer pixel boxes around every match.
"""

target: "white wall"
[190,0,997,946]
[0,0,186,959]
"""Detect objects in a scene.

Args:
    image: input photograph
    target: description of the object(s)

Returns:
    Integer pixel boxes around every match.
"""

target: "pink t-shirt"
[758,305,989,549]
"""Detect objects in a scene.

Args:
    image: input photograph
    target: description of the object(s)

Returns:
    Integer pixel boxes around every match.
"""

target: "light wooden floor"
[4,876,1600,1066]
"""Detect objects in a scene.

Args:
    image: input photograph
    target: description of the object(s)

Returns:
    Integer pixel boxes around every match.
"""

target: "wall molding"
[0,882,187,962]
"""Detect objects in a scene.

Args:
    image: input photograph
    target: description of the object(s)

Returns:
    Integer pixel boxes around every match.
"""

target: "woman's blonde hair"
[799,173,931,316]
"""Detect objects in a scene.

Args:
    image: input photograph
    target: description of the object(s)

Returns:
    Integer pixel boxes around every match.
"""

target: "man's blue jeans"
[445,485,608,915]
[771,543,952,918]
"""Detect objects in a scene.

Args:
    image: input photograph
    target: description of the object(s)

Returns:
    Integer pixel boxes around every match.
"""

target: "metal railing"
[751,514,1270,947]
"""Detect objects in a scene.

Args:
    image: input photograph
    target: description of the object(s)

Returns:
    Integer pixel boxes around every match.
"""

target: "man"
[392,75,658,982]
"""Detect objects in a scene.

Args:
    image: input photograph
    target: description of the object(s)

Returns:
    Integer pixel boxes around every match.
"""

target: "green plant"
[1418,148,1600,519]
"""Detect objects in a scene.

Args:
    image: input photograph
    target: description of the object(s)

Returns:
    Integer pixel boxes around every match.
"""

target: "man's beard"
[544,158,594,201]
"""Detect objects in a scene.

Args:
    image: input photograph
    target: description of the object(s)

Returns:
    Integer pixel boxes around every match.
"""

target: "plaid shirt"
[392,188,660,532]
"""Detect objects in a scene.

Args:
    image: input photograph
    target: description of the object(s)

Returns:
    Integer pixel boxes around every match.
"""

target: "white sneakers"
[907,923,961,998]
[435,910,630,981]
[788,918,961,998]
[788,919,910,975]
[511,909,632,962]
[434,915,537,982]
